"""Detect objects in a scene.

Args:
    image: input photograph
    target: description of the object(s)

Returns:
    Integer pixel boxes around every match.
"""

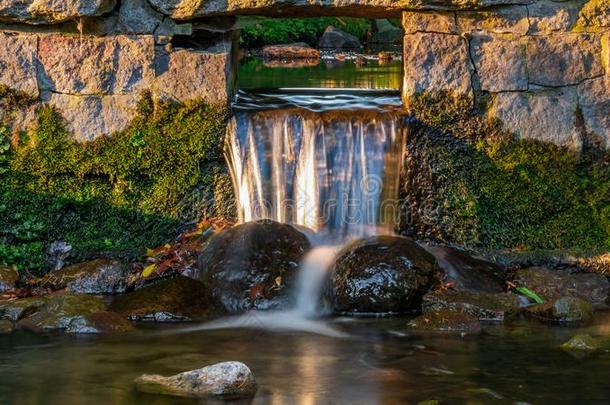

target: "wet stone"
[423,290,519,322]
[0,297,48,321]
[525,296,594,324]
[408,309,482,334]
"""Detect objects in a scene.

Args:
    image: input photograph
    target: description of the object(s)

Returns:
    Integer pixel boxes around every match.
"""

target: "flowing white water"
[189,93,406,336]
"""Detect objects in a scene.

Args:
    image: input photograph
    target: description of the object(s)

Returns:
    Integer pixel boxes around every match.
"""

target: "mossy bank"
[0,89,234,272]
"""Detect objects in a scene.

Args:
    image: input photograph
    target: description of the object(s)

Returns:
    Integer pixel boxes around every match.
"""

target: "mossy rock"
[0,319,14,334]
[330,236,438,314]
[0,266,18,292]
[408,309,482,334]
[0,296,48,321]
[18,293,106,332]
[68,311,135,334]
[561,334,601,352]
[109,276,215,322]
[40,259,129,295]
[423,290,520,322]
[526,296,595,324]
[197,220,311,313]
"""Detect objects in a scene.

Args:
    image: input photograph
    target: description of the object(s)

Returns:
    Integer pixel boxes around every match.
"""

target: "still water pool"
[2,314,610,404]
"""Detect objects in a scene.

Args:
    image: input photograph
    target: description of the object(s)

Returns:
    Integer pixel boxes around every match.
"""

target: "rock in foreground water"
[41,259,129,294]
[330,236,438,314]
[197,220,311,313]
[515,267,609,308]
[526,296,594,324]
[561,334,601,352]
[135,361,257,399]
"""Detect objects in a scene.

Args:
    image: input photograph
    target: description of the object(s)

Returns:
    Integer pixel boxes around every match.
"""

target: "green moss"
[0,92,234,273]
[403,92,610,252]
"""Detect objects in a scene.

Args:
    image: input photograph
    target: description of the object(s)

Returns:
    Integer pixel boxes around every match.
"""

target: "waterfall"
[226,92,406,242]
[224,91,407,318]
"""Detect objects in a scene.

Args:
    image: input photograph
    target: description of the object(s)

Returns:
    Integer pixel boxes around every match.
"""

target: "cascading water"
[228,90,406,317]
[226,91,406,242]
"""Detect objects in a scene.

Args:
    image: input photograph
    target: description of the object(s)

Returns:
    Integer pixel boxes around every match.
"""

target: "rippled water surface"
[3,314,610,404]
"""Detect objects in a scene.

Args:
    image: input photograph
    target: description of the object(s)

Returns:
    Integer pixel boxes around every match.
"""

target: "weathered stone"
[489,87,582,149]
[118,0,163,34]
[527,0,581,33]
[41,259,129,295]
[262,43,320,60]
[423,290,519,321]
[408,308,482,334]
[422,245,505,293]
[457,6,529,35]
[574,0,610,31]
[318,26,361,49]
[42,92,139,140]
[135,361,257,399]
[46,241,72,271]
[330,236,438,314]
[0,297,47,321]
[109,276,215,322]
[371,19,402,44]
[66,310,134,334]
[0,0,115,24]
[470,34,527,92]
[0,33,38,96]
[154,42,234,104]
[577,76,610,149]
[19,293,106,332]
[561,334,601,352]
[0,266,18,293]
[38,34,155,95]
[526,33,604,87]
[526,296,594,324]
[0,319,13,334]
[402,10,457,34]
[197,220,310,313]
[403,33,472,97]
[515,267,609,308]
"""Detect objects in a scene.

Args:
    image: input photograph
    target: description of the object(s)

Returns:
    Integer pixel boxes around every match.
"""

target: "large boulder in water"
[318,26,361,49]
[330,236,438,314]
[197,220,311,313]
[422,245,506,293]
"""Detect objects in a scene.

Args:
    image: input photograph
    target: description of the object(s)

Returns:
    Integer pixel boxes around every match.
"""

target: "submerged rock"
[526,296,594,324]
[262,43,320,60]
[135,361,257,399]
[514,267,609,308]
[18,293,106,332]
[0,267,18,292]
[330,236,438,314]
[41,259,130,294]
[0,297,48,321]
[423,290,519,322]
[319,26,361,49]
[109,276,214,322]
[423,245,506,293]
[408,309,482,334]
[561,334,601,352]
[0,320,14,334]
[197,220,311,313]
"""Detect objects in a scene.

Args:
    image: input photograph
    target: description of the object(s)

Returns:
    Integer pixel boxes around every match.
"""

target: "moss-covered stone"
[561,334,601,352]
[0,319,14,334]
[408,308,482,334]
[18,293,106,332]
[0,296,48,321]
[109,276,215,322]
[423,290,519,322]
[401,92,610,253]
[526,296,594,324]
[0,92,234,273]
[40,259,129,294]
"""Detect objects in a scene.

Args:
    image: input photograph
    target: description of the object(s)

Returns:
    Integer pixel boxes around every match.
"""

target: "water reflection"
[238,57,402,90]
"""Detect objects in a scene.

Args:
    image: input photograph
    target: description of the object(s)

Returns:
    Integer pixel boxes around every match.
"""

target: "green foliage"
[239,17,372,48]
[406,92,610,252]
[0,93,233,272]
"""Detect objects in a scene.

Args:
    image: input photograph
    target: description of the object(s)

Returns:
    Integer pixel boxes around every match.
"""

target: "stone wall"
[0,0,608,147]
[0,0,236,140]
[402,2,610,150]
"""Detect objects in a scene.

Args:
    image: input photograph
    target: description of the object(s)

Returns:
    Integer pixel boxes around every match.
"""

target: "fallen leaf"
[141,263,156,278]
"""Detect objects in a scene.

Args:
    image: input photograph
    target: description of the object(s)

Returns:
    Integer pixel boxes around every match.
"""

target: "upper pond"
[238,57,403,90]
